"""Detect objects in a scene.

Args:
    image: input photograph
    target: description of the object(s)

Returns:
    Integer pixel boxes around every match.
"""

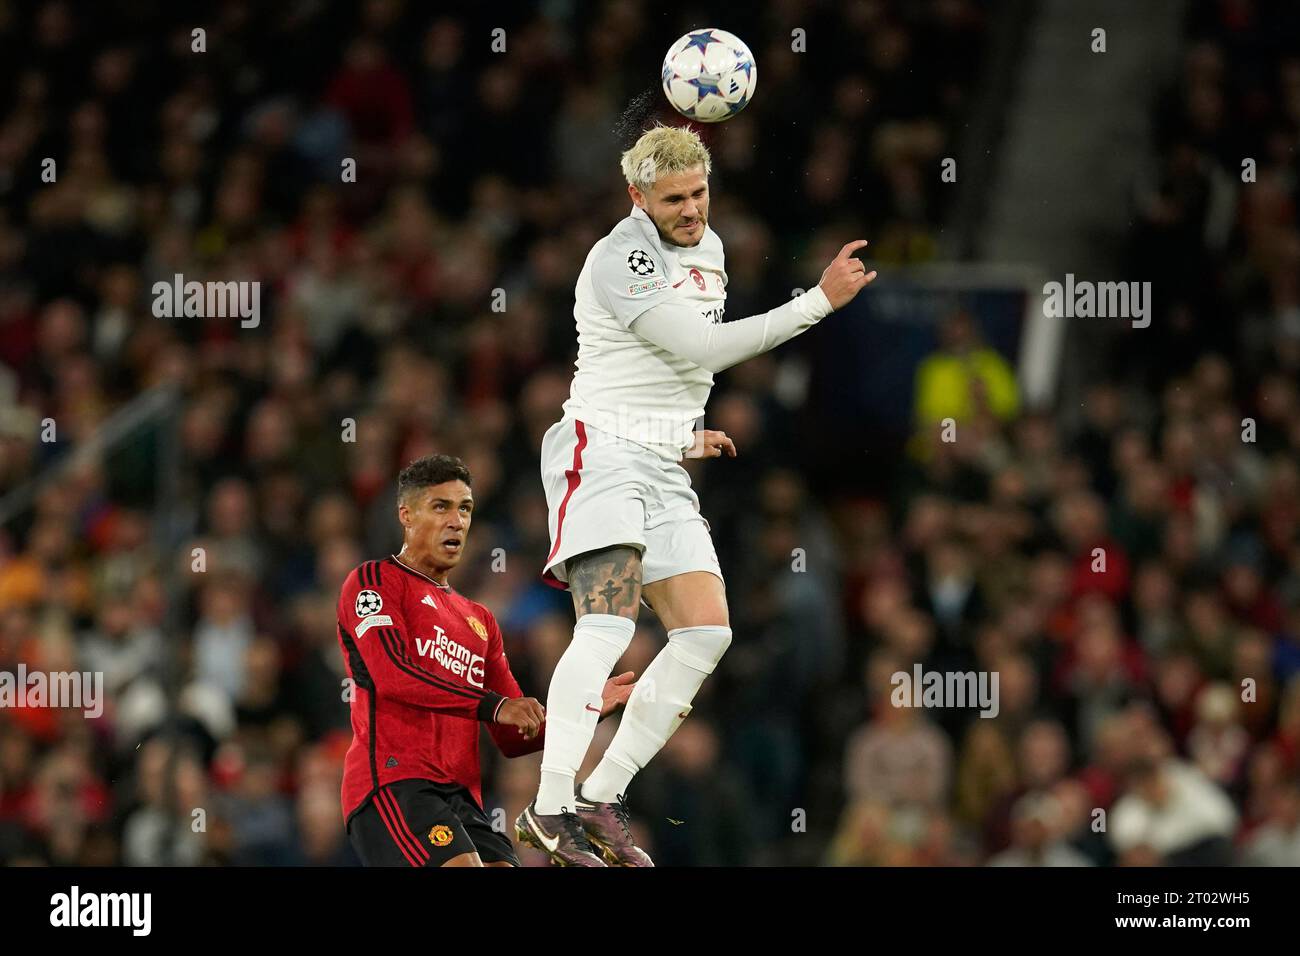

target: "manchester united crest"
[465,616,488,641]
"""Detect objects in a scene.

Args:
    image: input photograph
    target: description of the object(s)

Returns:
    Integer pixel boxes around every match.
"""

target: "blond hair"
[620,124,712,193]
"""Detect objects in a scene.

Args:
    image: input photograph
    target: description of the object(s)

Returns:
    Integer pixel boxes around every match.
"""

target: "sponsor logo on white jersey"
[629,276,668,296]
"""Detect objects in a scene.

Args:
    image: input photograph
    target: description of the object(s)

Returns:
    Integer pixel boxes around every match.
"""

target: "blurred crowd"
[820,0,1300,867]
[825,355,1300,866]
[2,0,1297,869]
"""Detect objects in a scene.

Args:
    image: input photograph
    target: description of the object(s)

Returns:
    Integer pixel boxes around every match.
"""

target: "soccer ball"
[661,28,757,123]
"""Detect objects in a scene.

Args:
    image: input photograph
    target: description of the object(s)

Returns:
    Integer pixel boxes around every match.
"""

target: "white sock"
[535,613,635,815]
[582,625,731,803]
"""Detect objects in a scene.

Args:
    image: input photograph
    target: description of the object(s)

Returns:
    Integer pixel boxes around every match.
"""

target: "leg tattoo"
[567,547,642,620]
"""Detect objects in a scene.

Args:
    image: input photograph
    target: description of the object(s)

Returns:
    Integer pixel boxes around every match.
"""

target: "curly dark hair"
[397,454,472,502]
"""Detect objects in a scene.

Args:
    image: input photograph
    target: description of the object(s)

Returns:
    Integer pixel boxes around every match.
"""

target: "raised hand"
[685,429,737,460]
[600,671,637,717]
[817,240,878,310]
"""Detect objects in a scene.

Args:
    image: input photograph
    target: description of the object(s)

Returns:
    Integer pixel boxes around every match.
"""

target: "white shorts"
[539,416,723,590]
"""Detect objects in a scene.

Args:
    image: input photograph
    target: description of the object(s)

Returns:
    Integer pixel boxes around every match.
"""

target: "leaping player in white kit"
[516,124,876,866]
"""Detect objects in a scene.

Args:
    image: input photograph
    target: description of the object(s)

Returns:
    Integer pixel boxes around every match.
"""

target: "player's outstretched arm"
[629,240,876,374]
[488,680,632,757]
[481,615,546,755]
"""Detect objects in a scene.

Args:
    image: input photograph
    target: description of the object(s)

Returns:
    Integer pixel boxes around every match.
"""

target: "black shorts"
[347,779,519,867]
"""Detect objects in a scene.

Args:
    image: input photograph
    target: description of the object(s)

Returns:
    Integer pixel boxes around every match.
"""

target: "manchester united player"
[337,454,634,867]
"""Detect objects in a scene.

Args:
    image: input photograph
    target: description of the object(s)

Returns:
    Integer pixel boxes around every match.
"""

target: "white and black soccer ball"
[662,28,757,123]
[627,249,657,276]
[355,589,383,617]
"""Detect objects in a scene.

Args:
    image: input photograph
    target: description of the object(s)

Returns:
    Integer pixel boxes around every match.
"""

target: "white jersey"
[562,204,727,454]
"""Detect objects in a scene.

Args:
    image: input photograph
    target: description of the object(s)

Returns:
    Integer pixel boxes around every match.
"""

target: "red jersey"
[335,555,544,822]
